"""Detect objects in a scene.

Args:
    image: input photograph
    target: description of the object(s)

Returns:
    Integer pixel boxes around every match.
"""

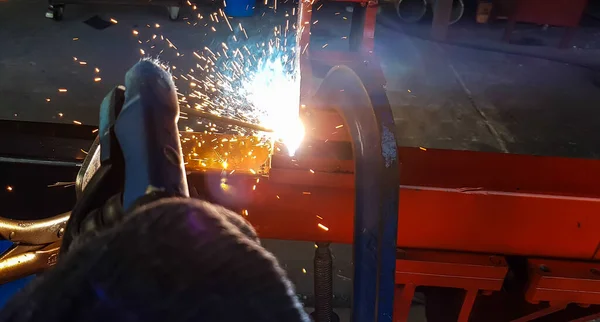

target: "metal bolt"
[314,242,334,322]
[489,256,503,266]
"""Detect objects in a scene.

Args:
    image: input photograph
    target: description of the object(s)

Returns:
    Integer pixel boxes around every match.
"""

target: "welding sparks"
[317,223,329,231]
[58,88,67,93]
[47,181,75,188]
[129,5,306,157]
[6,186,13,192]
[242,58,305,156]
[73,120,82,125]
[94,77,102,82]
[110,18,118,24]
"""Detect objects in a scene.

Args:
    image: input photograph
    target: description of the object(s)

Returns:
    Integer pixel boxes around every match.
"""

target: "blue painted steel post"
[312,66,400,322]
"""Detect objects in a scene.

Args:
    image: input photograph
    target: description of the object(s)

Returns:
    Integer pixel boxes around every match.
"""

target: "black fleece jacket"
[0,198,309,322]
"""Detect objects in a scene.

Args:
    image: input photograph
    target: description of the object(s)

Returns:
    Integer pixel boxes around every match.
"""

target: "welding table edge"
[526,258,600,303]
[394,248,508,290]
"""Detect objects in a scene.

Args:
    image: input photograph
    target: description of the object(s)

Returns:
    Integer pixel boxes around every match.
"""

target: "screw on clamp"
[312,242,340,322]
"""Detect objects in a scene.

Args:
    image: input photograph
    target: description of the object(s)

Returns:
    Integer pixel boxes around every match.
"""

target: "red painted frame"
[277,0,600,319]
[198,146,600,261]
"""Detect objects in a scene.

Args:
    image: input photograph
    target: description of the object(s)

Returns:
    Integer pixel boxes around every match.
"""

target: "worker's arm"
[0,59,309,322]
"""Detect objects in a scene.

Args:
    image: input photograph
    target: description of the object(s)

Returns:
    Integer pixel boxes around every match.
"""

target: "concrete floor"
[2,0,600,320]
[370,9,600,157]
[2,0,599,157]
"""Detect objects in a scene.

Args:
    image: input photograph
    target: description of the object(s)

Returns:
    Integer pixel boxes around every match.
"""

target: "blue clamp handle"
[114,60,189,211]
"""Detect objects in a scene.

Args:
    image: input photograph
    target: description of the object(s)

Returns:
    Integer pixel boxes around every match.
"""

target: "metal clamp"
[0,212,69,284]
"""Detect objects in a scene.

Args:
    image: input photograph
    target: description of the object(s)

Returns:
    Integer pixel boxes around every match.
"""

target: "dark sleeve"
[0,198,309,322]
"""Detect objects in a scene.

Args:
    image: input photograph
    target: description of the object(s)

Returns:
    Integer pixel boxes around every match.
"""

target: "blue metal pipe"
[311,65,400,322]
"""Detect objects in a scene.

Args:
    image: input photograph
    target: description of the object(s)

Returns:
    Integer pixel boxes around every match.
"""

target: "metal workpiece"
[311,66,400,322]
[183,109,274,133]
